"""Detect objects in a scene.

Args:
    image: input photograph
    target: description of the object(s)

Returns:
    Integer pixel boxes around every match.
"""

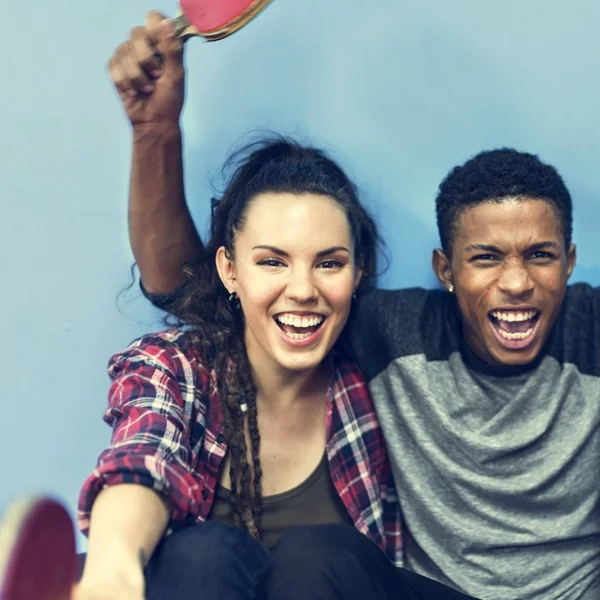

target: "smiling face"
[433,197,576,366]
[216,192,362,376]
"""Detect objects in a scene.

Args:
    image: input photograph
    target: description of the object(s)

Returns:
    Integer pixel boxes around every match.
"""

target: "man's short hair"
[435,148,573,255]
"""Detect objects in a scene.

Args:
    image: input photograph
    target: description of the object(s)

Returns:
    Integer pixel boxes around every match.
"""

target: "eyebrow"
[251,245,351,258]
[464,241,561,253]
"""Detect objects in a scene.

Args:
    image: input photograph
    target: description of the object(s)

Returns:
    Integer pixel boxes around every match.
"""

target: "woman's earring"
[228,292,241,310]
[448,284,455,293]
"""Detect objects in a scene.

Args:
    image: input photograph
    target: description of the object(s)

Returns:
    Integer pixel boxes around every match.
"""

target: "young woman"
[73,136,404,600]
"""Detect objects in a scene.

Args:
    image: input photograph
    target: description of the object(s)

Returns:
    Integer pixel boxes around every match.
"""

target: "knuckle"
[137,47,156,67]
[107,62,121,84]
[129,26,143,39]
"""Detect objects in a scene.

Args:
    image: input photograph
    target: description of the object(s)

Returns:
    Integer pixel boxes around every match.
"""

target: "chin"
[280,358,323,373]
[489,343,544,367]
[274,350,326,373]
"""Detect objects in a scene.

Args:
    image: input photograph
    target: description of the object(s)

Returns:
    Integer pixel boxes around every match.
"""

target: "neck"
[249,355,332,410]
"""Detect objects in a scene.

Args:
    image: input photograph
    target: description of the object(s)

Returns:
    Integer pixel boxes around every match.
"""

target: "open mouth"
[274,313,326,341]
[488,309,541,349]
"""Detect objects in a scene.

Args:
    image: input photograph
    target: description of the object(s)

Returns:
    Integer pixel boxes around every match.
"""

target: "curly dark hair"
[435,148,573,256]
[168,135,382,538]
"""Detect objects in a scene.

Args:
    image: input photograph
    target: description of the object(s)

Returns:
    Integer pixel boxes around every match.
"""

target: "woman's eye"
[318,260,343,269]
[257,258,285,267]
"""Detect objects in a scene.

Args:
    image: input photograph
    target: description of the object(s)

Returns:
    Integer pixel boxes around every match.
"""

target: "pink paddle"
[0,497,76,600]
[171,0,274,41]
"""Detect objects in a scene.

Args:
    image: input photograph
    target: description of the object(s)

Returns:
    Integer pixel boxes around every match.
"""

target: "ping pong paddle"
[171,0,274,41]
[0,497,76,600]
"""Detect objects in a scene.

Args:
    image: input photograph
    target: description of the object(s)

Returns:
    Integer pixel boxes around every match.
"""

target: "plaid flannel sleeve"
[77,335,203,535]
[331,356,404,567]
[380,456,404,567]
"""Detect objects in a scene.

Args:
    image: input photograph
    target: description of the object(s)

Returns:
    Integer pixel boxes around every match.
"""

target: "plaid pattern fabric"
[78,329,403,567]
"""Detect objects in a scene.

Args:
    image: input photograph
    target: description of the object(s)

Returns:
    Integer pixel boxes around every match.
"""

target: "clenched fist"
[108,10,185,126]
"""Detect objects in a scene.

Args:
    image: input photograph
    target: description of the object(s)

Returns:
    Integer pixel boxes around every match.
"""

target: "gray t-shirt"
[348,283,600,600]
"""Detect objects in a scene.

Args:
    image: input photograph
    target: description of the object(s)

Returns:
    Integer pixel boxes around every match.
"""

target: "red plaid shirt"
[78,329,403,566]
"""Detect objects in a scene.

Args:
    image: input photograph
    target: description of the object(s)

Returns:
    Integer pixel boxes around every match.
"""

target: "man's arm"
[129,123,201,294]
[108,11,202,295]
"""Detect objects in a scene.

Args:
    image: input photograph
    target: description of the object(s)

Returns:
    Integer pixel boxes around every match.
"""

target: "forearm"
[129,123,202,294]
[79,484,170,590]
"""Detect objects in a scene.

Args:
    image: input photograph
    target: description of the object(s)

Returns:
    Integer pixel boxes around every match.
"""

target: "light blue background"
[1,0,599,548]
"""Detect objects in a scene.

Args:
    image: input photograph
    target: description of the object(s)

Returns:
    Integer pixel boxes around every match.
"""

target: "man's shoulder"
[358,286,431,307]
[356,286,454,328]
[551,283,600,376]
[349,287,460,379]
[356,286,450,322]
[565,282,600,304]
[562,283,600,332]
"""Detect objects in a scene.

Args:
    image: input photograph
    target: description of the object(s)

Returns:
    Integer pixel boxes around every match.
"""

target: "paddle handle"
[171,13,198,40]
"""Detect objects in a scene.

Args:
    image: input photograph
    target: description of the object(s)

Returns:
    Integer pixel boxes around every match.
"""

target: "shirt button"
[201,489,209,501]
[217,434,224,444]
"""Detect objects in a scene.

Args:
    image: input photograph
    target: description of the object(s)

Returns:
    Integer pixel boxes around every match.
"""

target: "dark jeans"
[78,522,476,600]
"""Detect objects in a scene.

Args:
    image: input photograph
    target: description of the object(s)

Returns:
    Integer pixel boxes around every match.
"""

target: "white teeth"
[497,327,534,341]
[275,314,324,328]
[285,331,312,340]
[491,310,537,322]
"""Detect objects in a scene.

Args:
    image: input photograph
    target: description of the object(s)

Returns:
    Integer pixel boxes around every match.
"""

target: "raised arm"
[108,11,202,295]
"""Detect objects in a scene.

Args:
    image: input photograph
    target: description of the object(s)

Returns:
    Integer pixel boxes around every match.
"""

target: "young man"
[113,15,600,600]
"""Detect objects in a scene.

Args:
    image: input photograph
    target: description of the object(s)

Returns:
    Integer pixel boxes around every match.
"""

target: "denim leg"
[259,524,475,600]
[145,522,270,600]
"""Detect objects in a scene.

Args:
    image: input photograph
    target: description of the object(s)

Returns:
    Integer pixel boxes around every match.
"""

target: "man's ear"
[566,243,577,279]
[432,248,454,291]
[216,246,236,293]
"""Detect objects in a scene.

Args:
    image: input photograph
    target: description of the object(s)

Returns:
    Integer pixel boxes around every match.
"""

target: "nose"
[497,259,535,298]
[285,266,317,303]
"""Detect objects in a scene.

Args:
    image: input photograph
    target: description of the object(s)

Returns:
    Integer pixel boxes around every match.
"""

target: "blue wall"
[1,0,598,547]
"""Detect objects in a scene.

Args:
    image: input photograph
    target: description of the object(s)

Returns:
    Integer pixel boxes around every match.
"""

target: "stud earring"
[448,285,454,293]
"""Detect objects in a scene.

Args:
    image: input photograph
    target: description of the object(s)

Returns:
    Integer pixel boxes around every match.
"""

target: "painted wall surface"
[1,0,598,547]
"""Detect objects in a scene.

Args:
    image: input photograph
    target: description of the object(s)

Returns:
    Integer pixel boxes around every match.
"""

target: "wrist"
[80,542,146,591]
[79,569,145,596]
[76,575,144,600]
[132,121,182,143]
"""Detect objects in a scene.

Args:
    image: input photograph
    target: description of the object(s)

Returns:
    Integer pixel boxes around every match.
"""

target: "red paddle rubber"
[0,498,76,600]
[180,0,259,32]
